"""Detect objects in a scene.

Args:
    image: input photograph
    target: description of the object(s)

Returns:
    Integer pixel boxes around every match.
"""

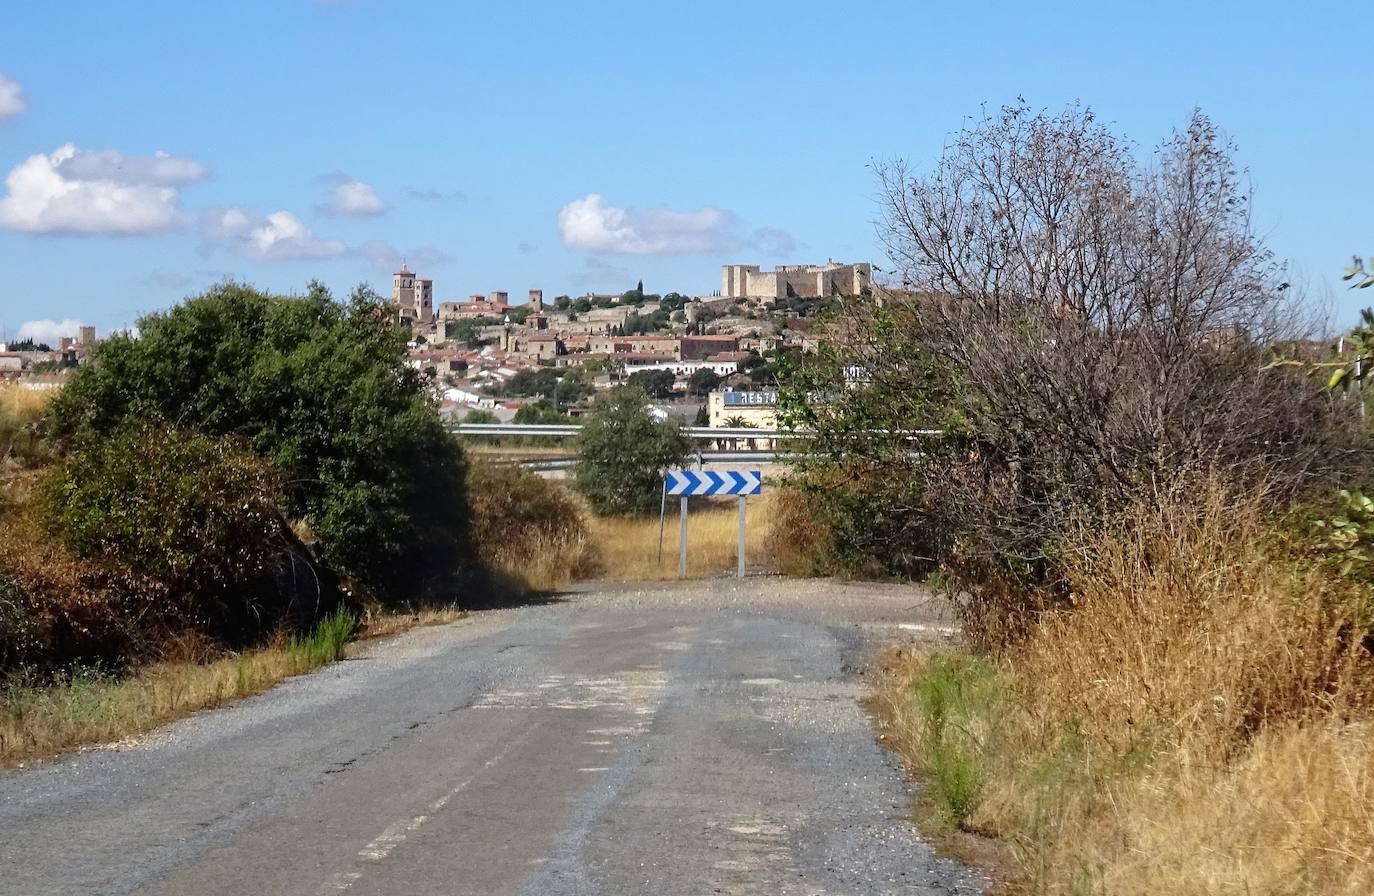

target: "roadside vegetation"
[0,281,590,768]
[776,102,1374,894]
[467,460,600,593]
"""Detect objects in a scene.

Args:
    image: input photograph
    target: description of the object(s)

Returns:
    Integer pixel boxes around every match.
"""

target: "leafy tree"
[693,404,709,425]
[502,367,561,399]
[554,368,595,408]
[687,368,722,397]
[513,399,568,425]
[506,305,532,325]
[573,297,593,313]
[553,295,572,310]
[627,368,676,399]
[47,281,473,603]
[574,387,691,515]
[463,409,500,424]
[4,339,51,352]
[624,309,670,335]
[660,293,689,312]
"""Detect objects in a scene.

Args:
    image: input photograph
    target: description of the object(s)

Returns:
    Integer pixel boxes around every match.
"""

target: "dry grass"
[0,383,56,419]
[871,483,1374,895]
[466,461,601,593]
[355,604,465,640]
[0,384,56,471]
[0,605,461,771]
[587,493,776,580]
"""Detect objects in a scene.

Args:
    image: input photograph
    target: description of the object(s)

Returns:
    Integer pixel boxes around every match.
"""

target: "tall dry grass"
[873,482,1374,895]
[0,383,56,419]
[466,462,600,593]
[0,604,463,770]
[588,493,775,580]
[0,383,56,471]
[0,608,360,770]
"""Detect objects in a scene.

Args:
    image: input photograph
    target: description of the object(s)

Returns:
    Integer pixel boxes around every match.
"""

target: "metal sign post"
[738,495,747,578]
[664,471,764,579]
[679,495,689,577]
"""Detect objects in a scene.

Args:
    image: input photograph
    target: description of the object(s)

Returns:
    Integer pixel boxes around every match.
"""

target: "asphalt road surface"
[0,578,985,896]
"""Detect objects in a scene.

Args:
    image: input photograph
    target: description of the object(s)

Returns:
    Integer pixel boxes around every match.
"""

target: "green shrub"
[287,607,356,669]
[574,387,690,516]
[912,654,1004,828]
[43,422,337,642]
[46,282,473,603]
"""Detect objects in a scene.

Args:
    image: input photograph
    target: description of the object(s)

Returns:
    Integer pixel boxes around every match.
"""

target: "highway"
[0,578,983,896]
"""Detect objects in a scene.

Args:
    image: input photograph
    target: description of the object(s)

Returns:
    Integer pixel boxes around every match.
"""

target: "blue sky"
[1,0,1371,342]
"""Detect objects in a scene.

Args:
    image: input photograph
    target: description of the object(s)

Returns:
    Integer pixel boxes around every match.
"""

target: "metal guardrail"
[501,450,791,472]
[451,423,945,440]
[451,423,809,440]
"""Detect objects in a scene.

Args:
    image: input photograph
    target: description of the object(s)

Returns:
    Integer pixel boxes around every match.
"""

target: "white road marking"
[896,622,958,635]
[317,754,501,894]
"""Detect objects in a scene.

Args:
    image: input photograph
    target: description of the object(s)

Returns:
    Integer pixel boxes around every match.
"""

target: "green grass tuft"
[287,607,357,670]
[911,654,1005,829]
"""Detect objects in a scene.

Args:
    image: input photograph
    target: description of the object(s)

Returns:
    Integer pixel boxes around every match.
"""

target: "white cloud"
[557,193,736,255]
[0,144,205,235]
[202,206,346,260]
[319,178,388,217]
[56,148,205,186]
[248,211,346,260]
[17,318,85,346]
[0,74,25,120]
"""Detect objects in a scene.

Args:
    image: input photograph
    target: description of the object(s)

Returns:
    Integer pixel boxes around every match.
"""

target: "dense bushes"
[46,281,473,602]
[1,281,478,682]
[0,502,158,673]
[44,423,338,641]
[466,461,599,593]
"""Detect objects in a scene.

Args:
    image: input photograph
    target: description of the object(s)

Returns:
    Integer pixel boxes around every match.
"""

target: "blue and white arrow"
[666,470,763,496]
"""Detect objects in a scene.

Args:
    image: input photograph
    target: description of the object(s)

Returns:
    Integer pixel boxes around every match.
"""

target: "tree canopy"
[574,387,690,515]
[48,281,473,602]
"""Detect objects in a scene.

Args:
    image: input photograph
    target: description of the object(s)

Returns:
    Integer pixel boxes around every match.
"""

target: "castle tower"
[391,265,433,325]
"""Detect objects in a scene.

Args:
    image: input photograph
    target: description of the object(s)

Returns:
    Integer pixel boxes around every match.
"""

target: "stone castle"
[720,260,870,300]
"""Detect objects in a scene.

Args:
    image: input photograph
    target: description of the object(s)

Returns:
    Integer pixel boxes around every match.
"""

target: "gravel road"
[0,577,985,896]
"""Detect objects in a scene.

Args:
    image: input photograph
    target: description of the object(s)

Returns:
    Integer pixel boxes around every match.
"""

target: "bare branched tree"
[784,102,1366,609]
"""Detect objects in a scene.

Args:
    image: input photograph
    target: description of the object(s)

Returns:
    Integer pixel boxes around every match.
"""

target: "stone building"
[720,260,871,299]
[679,335,738,361]
[392,265,433,325]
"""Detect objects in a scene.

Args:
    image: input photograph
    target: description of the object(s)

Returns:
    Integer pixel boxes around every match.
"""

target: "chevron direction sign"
[666,470,763,496]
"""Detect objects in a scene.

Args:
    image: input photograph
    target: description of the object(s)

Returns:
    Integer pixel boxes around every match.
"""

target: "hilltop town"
[0,260,871,428]
[394,260,871,425]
